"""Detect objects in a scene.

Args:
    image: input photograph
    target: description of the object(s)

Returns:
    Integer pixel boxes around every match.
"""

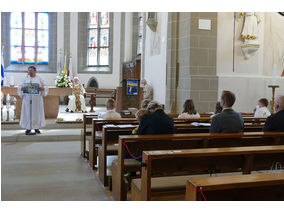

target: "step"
[1,129,81,142]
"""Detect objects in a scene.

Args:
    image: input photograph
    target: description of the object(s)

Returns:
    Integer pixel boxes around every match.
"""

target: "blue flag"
[1,51,4,86]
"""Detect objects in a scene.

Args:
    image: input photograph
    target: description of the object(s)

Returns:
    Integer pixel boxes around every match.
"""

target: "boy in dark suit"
[263,95,284,132]
[210,90,244,133]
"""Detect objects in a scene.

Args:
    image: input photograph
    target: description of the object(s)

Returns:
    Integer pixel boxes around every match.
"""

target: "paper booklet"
[23,83,40,95]
[191,122,211,127]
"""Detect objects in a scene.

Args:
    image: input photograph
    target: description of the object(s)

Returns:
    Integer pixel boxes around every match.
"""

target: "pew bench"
[112,132,284,201]
[99,123,264,187]
[81,114,98,158]
[134,145,284,201]
[89,119,139,169]
[185,172,284,201]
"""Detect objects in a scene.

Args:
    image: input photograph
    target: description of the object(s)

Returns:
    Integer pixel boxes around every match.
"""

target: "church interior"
[1,10,284,207]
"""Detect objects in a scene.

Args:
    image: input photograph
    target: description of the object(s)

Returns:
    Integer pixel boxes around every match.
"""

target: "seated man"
[210,90,244,133]
[141,79,153,102]
[66,77,87,113]
[136,101,174,135]
[100,98,121,119]
[253,98,271,117]
[263,95,284,132]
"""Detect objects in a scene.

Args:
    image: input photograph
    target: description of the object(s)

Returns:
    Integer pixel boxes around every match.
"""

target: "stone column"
[124,12,133,62]
[70,12,78,76]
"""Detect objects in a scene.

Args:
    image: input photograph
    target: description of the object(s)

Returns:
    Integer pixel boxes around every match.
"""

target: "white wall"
[144,12,168,105]
[217,12,284,112]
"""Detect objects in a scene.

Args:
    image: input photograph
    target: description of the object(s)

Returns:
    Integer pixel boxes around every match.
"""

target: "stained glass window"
[37,13,48,29]
[89,12,98,28]
[37,30,48,46]
[11,46,22,64]
[89,29,98,47]
[11,29,22,46]
[88,12,110,67]
[100,29,109,47]
[10,12,49,65]
[24,12,35,29]
[37,47,48,64]
[100,12,109,27]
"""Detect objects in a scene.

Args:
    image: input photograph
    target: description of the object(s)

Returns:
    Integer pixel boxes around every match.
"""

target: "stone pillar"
[124,12,133,62]
[166,12,219,113]
[70,12,78,76]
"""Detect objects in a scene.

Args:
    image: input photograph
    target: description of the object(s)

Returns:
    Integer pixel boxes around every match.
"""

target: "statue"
[66,77,87,113]
[239,12,261,59]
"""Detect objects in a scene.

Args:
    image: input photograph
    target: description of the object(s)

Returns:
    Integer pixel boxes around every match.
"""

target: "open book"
[23,83,40,95]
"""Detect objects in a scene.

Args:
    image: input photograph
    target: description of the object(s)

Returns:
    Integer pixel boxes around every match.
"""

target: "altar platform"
[1,105,107,142]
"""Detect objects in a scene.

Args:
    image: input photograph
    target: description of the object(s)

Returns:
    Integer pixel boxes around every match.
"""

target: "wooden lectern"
[116,59,143,113]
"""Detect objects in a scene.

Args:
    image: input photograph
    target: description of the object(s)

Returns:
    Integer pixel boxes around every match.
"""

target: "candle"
[10,76,15,86]
[272,64,277,85]
[6,94,10,106]
[3,76,7,86]
[1,92,3,106]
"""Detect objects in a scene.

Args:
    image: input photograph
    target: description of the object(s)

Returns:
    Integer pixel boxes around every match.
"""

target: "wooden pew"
[89,118,139,169]
[81,114,98,158]
[112,132,284,201]
[84,88,116,112]
[136,145,284,201]
[185,172,284,201]
[99,125,136,186]
[99,123,264,187]
[174,116,266,124]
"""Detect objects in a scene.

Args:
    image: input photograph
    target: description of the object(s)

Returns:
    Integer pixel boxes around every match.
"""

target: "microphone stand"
[26,76,36,135]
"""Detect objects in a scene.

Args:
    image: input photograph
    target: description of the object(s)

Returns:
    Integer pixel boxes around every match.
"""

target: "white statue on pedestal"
[240,12,261,59]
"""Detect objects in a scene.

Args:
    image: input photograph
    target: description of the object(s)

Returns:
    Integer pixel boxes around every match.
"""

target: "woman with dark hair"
[178,99,200,118]
[211,101,223,118]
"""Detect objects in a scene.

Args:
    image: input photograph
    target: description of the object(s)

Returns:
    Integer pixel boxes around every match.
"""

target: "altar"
[2,86,72,119]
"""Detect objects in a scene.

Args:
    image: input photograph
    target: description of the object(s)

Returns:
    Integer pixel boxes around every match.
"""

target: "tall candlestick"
[268,85,279,114]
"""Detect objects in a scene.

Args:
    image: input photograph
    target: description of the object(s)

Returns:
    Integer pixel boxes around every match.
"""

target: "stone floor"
[1,141,111,201]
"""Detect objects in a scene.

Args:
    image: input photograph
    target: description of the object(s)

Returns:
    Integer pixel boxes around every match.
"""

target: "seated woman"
[211,101,223,118]
[66,77,87,113]
[178,99,200,118]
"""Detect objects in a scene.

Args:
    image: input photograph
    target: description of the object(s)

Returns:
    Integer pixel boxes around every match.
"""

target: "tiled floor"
[1,141,111,201]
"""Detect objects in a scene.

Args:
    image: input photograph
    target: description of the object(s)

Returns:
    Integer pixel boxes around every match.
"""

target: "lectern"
[116,59,143,113]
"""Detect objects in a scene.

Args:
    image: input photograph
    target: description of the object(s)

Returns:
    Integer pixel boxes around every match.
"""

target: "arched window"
[88,12,110,67]
[10,12,49,65]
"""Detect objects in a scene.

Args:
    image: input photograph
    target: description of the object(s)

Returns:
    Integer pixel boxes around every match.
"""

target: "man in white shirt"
[100,98,121,119]
[254,98,271,117]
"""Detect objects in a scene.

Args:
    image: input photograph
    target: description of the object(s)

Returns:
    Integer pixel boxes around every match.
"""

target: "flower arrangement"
[55,73,72,88]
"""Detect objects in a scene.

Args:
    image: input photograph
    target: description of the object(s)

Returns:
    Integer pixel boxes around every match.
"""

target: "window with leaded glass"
[88,12,110,67]
[10,12,49,65]
[137,12,143,56]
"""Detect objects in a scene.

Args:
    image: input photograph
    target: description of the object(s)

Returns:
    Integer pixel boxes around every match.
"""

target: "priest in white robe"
[18,66,48,135]
[66,77,87,113]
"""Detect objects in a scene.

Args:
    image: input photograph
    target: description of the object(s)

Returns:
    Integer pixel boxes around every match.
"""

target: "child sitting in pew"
[253,98,271,117]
